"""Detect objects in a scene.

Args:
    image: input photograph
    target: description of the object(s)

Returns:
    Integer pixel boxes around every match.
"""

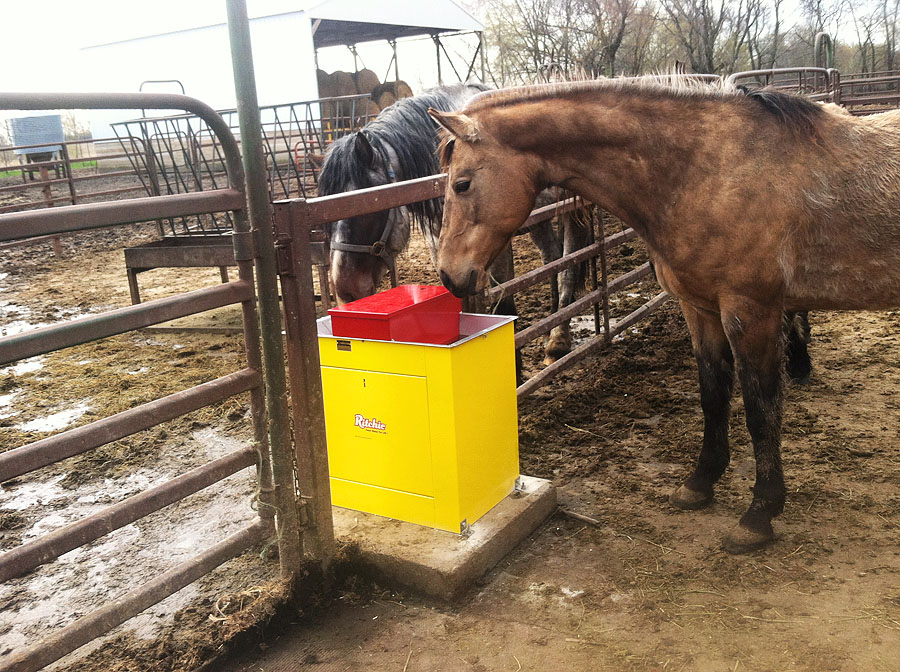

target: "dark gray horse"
[317,83,586,364]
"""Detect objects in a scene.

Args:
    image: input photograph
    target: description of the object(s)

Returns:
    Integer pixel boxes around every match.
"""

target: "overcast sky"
[0,0,823,116]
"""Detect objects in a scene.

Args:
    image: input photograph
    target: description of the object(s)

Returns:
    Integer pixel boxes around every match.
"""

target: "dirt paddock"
[1,221,899,672]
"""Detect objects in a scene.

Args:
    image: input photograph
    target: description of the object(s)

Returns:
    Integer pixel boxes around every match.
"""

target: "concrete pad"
[332,475,556,601]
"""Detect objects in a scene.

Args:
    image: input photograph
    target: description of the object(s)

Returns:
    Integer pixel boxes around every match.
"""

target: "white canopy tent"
[79,0,484,138]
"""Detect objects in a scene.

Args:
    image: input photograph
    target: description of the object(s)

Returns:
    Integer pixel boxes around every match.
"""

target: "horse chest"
[651,258,720,312]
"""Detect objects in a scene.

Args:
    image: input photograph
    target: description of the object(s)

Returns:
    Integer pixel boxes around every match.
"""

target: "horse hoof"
[542,346,571,366]
[669,485,713,510]
[722,523,774,554]
[789,369,811,385]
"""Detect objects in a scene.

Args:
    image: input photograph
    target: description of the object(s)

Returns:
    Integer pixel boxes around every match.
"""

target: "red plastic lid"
[328,285,458,319]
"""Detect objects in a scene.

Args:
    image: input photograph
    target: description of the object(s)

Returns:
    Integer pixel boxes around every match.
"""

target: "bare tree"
[659,0,771,73]
[478,0,900,82]
[483,0,583,83]
[620,2,662,73]
[62,112,91,141]
[881,0,900,69]
[577,0,637,75]
[851,5,879,72]
[746,0,785,69]
[659,0,729,72]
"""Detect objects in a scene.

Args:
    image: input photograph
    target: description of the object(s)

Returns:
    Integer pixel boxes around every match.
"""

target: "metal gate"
[0,89,327,671]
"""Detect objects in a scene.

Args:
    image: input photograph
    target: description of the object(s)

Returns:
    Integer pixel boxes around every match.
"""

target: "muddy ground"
[2,213,899,671]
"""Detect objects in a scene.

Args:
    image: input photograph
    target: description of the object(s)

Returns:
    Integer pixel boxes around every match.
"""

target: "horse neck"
[481,90,720,239]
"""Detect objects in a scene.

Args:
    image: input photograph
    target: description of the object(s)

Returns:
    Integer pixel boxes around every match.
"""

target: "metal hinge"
[297,494,311,528]
[231,230,256,261]
[459,519,471,536]
[274,235,295,276]
[514,477,527,493]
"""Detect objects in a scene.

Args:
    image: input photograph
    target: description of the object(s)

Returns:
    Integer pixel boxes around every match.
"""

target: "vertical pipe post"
[587,205,600,335]
[226,0,305,576]
[434,35,443,84]
[392,40,400,81]
[599,215,611,342]
[37,163,63,257]
[61,143,77,205]
[479,32,486,82]
[275,201,335,572]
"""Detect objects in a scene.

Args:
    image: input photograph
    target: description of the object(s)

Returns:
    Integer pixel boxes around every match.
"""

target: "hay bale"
[394,80,413,99]
[329,70,357,97]
[354,68,380,95]
[316,69,331,97]
[376,91,397,110]
[365,99,380,119]
[374,80,414,100]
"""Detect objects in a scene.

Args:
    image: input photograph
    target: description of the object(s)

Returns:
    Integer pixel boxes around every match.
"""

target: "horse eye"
[454,179,471,194]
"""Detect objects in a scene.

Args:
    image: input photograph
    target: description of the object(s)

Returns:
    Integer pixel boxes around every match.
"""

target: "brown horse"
[429,77,900,553]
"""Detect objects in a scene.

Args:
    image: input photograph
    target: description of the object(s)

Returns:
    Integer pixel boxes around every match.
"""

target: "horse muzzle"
[439,268,479,298]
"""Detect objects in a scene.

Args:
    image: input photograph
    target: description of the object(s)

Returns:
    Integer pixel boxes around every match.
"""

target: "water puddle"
[0,474,68,511]
[1,356,45,376]
[0,300,47,337]
[0,426,263,662]
[0,301,96,339]
[17,401,91,433]
[0,390,18,419]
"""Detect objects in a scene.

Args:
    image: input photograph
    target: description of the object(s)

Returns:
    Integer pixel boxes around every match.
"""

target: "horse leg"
[543,215,591,364]
[670,301,734,510]
[529,220,574,364]
[721,299,786,553]
[527,220,562,311]
[785,311,812,384]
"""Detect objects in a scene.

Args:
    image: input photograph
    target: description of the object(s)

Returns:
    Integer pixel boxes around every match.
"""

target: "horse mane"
[461,75,737,111]
[318,83,489,227]
[740,88,825,137]
[461,75,824,137]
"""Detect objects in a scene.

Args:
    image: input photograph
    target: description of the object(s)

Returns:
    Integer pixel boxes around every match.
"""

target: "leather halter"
[328,162,399,285]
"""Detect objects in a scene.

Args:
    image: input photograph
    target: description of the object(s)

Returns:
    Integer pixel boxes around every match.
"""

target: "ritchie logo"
[354,414,386,432]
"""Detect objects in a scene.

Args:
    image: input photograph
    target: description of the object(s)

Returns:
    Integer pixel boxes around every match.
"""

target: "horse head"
[318,131,409,304]
[429,108,541,298]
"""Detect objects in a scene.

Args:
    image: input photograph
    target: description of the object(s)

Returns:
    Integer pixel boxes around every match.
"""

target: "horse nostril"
[440,268,477,298]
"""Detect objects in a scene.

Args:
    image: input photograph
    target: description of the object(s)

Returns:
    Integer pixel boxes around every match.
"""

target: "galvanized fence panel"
[109,94,375,237]
[0,91,306,672]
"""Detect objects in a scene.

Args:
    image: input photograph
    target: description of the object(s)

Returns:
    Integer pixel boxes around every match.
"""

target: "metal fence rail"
[0,137,149,211]
[726,67,836,101]
[0,89,304,672]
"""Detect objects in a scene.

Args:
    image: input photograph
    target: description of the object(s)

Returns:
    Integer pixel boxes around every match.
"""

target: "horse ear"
[428,108,480,142]
[354,132,376,168]
[307,152,325,169]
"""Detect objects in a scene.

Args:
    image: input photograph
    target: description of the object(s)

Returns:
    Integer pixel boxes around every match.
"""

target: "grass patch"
[0,159,98,178]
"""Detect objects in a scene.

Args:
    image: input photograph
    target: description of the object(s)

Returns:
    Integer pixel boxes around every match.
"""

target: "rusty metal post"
[274,201,335,569]
[434,35,442,84]
[587,207,601,335]
[35,164,63,256]
[598,215,611,342]
[61,143,77,205]
[226,0,306,575]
